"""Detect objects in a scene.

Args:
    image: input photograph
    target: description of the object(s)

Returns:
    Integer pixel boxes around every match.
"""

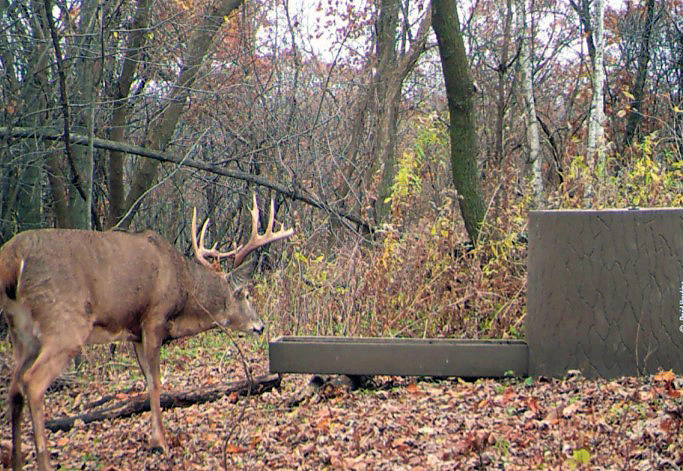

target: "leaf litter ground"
[1,339,683,470]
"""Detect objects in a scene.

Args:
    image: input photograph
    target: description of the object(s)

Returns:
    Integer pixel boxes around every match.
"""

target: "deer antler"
[191,194,294,269]
[228,193,294,268]
[191,207,234,269]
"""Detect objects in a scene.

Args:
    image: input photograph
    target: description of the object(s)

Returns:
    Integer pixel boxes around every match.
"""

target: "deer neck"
[166,259,233,339]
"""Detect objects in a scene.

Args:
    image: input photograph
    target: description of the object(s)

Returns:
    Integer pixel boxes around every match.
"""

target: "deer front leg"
[133,340,167,453]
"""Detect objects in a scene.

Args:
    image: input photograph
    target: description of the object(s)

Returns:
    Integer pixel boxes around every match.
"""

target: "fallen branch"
[45,373,281,432]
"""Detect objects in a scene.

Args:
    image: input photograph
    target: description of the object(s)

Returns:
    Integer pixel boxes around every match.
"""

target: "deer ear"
[230,262,251,285]
[234,286,248,300]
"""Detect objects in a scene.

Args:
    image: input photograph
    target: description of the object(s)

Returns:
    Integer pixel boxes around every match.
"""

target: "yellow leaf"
[623,90,635,100]
[653,370,676,382]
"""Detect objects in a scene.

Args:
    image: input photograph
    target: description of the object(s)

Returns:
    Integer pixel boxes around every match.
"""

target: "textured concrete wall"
[527,209,683,378]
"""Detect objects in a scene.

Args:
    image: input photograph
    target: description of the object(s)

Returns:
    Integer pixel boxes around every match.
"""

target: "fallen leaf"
[654,370,676,383]
[562,401,582,418]
[224,444,246,454]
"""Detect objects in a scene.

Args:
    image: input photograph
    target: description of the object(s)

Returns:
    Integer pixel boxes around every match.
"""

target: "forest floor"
[1,334,683,470]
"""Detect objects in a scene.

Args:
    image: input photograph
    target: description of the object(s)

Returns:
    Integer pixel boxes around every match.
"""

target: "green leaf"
[572,448,591,465]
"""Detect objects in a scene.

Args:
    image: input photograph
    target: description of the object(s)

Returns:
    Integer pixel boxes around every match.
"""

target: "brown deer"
[0,194,293,471]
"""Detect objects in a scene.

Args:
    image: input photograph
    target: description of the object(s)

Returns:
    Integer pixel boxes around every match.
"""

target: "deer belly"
[86,325,140,344]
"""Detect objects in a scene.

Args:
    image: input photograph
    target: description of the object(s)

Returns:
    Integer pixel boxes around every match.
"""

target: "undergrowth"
[258,123,683,341]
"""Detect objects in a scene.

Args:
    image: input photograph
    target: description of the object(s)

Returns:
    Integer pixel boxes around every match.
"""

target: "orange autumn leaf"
[653,370,676,383]
[224,444,246,454]
[526,397,540,413]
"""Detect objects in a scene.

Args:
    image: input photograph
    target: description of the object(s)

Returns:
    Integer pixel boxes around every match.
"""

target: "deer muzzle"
[252,323,264,335]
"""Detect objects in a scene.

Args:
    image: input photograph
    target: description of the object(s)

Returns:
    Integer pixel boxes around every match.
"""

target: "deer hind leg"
[19,345,74,471]
[6,304,41,471]
[8,341,37,471]
[9,374,24,471]
[133,340,167,453]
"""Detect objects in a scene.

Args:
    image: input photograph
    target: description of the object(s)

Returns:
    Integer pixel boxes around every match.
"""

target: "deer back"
[0,229,193,342]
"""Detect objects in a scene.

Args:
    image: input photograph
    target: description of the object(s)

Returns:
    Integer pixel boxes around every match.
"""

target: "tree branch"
[0,126,372,232]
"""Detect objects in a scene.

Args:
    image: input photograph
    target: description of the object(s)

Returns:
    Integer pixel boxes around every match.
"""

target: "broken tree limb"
[45,373,281,432]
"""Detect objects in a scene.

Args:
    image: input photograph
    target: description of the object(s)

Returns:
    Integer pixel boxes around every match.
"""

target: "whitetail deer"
[0,194,293,471]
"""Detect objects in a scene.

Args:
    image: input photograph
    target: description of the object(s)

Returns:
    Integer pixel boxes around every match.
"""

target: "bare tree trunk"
[373,2,432,224]
[45,152,70,227]
[432,0,486,244]
[67,0,102,230]
[368,0,399,224]
[494,0,514,165]
[334,2,431,226]
[569,0,596,65]
[2,0,52,233]
[106,0,152,229]
[622,0,657,149]
[118,0,245,229]
[515,0,542,206]
[586,0,605,199]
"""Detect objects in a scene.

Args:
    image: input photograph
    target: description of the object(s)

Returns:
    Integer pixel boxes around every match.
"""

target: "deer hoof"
[149,438,169,455]
[150,444,167,454]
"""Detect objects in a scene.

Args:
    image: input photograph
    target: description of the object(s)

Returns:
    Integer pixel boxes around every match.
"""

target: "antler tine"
[198,218,218,253]
[191,207,233,269]
[250,192,260,240]
[191,208,210,268]
[265,197,276,235]
[230,193,294,268]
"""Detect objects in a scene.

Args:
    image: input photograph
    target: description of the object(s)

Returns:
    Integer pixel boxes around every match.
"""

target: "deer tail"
[0,249,23,305]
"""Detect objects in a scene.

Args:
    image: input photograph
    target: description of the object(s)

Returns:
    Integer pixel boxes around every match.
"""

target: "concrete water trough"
[269,336,528,377]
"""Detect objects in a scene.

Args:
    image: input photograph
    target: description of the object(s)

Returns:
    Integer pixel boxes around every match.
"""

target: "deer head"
[187,193,293,334]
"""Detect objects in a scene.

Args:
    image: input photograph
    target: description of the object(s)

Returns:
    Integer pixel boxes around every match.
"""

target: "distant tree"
[515,0,542,205]
[622,0,657,149]
[571,0,605,190]
[431,0,486,243]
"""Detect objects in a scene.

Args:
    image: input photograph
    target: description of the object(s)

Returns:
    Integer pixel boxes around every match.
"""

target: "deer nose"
[252,324,264,335]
